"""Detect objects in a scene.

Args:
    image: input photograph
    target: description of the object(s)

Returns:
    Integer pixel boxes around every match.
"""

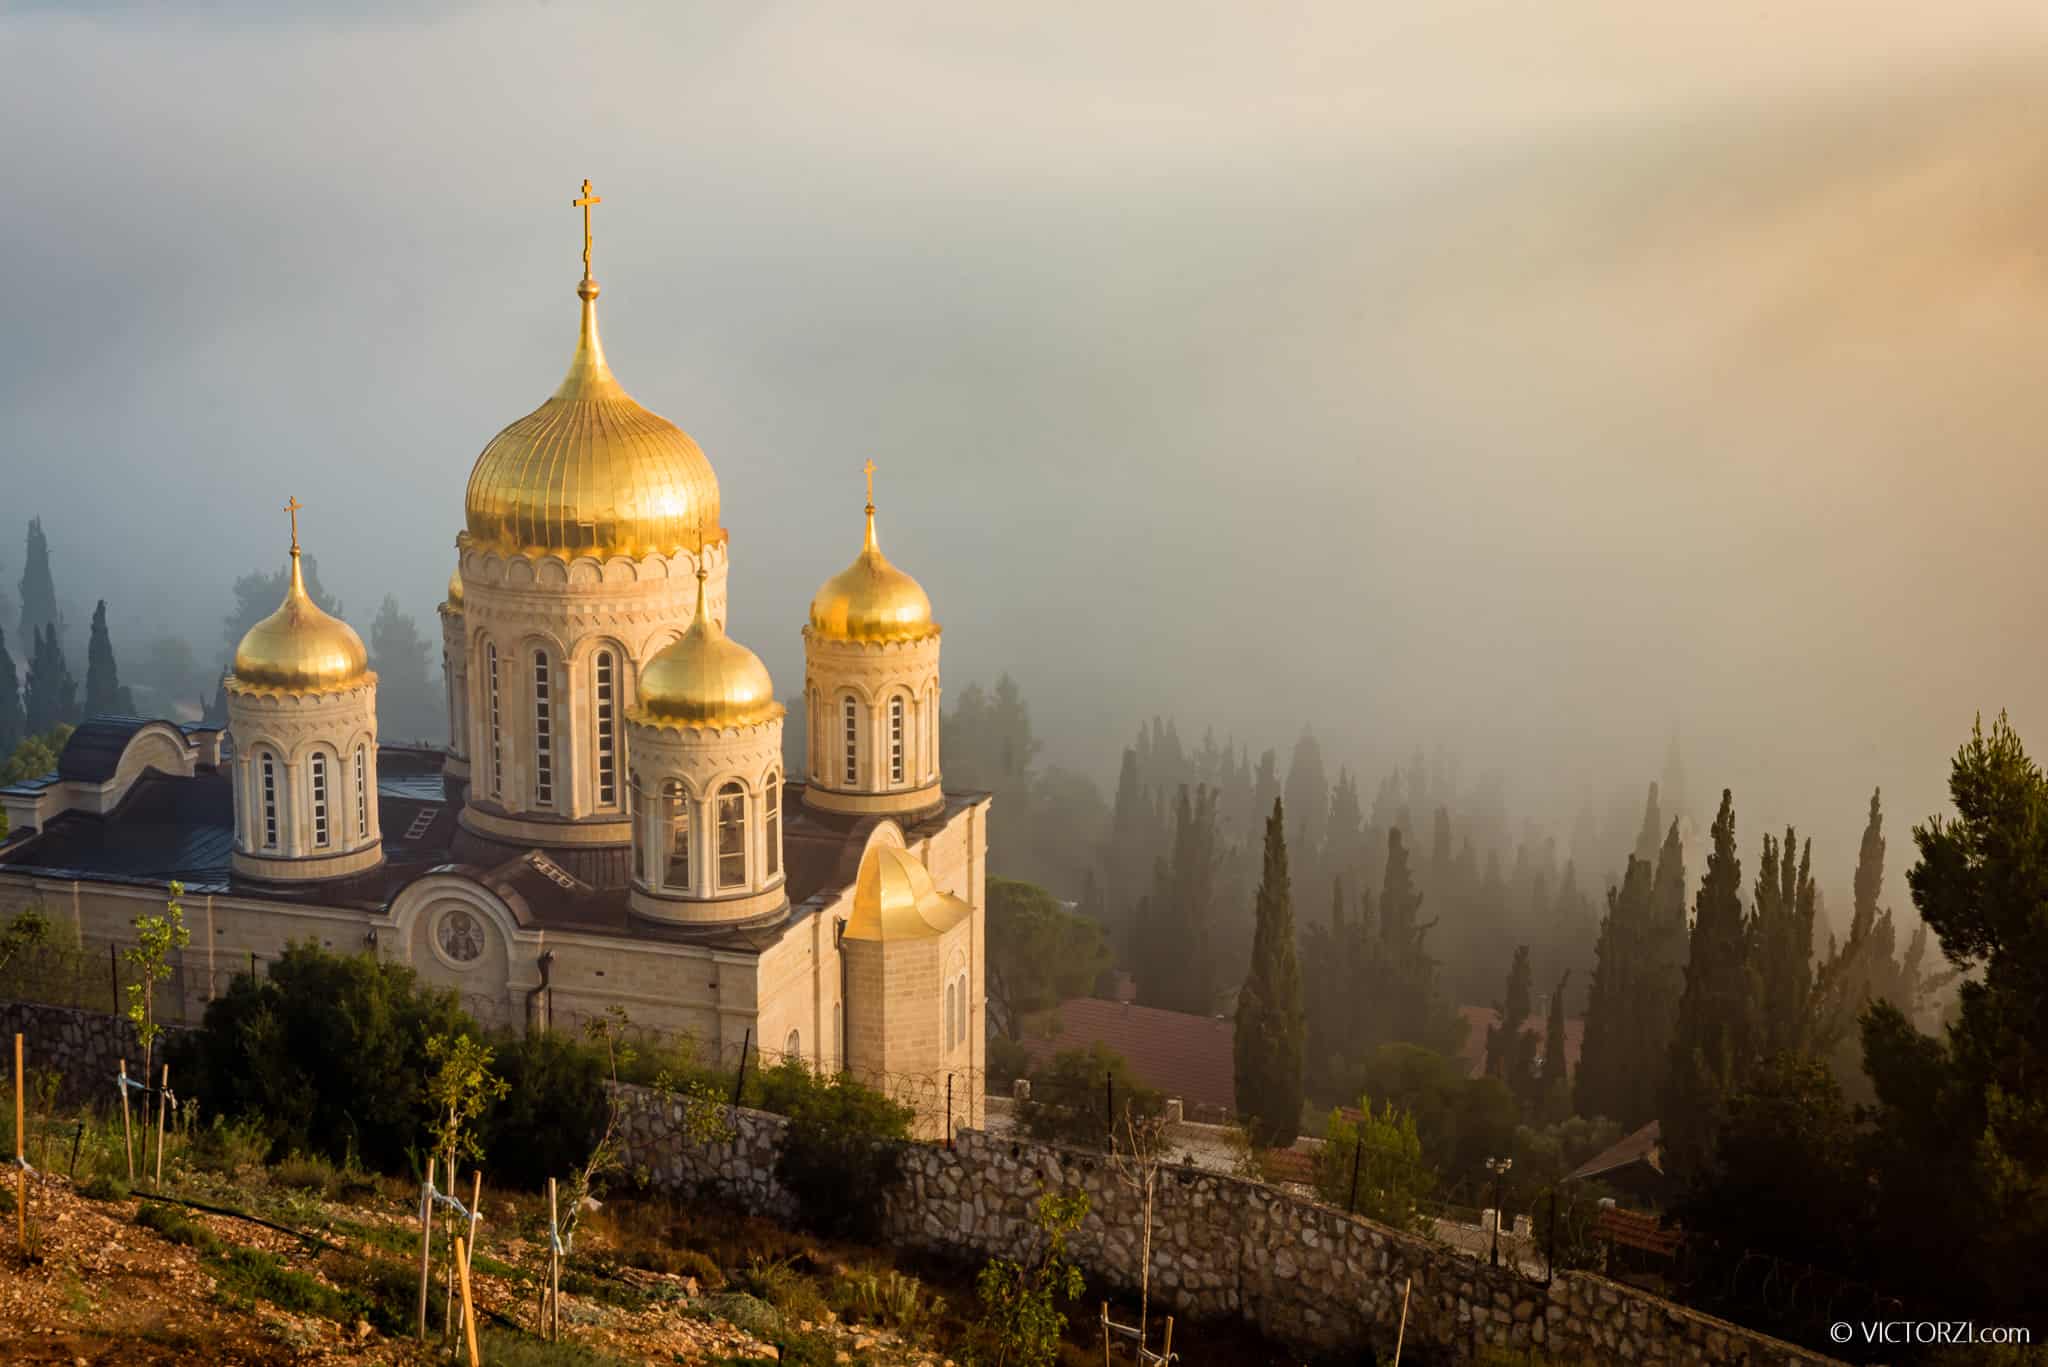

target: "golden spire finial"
[863,458,877,512]
[861,460,880,555]
[284,495,303,555]
[573,178,602,283]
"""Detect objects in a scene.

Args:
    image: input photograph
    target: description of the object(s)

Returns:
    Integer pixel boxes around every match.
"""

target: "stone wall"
[0,1000,192,1106]
[611,1085,1841,1366]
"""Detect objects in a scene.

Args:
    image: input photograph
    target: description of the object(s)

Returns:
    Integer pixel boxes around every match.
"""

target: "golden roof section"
[632,569,783,731]
[446,566,464,609]
[843,841,972,942]
[463,185,721,561]
[808,463,936,644]
[230,501,372,695]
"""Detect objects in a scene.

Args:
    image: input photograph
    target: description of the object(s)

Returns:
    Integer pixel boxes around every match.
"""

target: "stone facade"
[0,1001,193,1107]
[610,1086,1840,1366]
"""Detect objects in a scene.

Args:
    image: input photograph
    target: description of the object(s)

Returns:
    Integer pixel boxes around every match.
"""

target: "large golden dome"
[808,491,937,645]
[843,841,971,942]
[633,574,783,730]
[463,276,721,560]
[231,540,371,695]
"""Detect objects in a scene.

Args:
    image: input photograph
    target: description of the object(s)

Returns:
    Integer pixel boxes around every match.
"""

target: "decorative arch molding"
[385,871,533,954]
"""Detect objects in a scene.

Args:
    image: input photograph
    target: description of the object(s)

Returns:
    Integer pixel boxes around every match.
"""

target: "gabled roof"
[1567,1119,1663,1184]
[1022,997,1236,1114]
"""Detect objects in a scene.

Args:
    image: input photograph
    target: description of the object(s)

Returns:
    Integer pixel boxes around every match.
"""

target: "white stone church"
[0,195,986,1136]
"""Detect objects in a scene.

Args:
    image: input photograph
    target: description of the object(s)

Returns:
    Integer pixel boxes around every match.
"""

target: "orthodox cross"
[284,496,303,552]
[573,179,602,280]
[863,458,877,510]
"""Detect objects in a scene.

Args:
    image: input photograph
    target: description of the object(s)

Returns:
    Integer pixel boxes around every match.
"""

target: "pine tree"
[23,624,79,735]
[0,626,21,756]
[1662,789,1752,1184]
[1235,798,1305,1146]
[83,600,134,718]
[16,517,60,650]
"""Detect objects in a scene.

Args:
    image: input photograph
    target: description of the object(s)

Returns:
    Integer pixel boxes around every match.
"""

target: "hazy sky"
[7,2,2048,913]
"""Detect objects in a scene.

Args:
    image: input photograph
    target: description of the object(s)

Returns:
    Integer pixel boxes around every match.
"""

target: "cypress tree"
[1540,970,1572,1123]
[1632,782,1663,866]
[1234,797,1304,1147]
[1484,945,1536,1102]
[0,626,21,756]
[1662,789,1752,1183]
[1575,855,1652,1125]
[83,600,134,718]
[23,624,78,735]
[1749,827,1816,1059]
[16,517,59,649]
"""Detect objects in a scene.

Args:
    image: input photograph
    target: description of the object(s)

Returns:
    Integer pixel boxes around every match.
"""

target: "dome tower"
[801,463,943,818]
[625,558,788,929]
[227,499,385,884]
[453,182,726,886]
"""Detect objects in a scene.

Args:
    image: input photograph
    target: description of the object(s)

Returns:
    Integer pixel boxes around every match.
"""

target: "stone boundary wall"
[0,1000,193,1106]
[610,1084,1840,1365]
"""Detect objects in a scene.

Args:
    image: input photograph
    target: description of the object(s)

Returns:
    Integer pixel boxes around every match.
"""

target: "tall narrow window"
[842,697,859,786]
[888,696,906,784]
[926,688,939,779]
[533,651,554,807]
[354,744,369,839]
[310,753,330,849]
[945,981,957,1051]
[786,1029,801,1061]
[957,972,970,1049]
[717,781,747,889]
[594,650,618,808]
[665,783,691,891]
[763,772,781,877]
[486,643,502,798]
[631,775,649,884]
[260,752,278,850]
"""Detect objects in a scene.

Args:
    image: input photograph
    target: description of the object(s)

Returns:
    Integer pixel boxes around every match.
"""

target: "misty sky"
[7,2,2048,916]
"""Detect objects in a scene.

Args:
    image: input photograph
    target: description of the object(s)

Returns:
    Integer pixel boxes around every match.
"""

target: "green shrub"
[185,1115,271,1176]
[211,1246,363,1323]
[477,1029,610,1190]
[473,1330,637,1367]
[700,1290,784,1339]
[1019,1043,1164,1150]
[835,1267,945,1331]
[772,1072,913,1241]
[171,941,474,1173]
[79,1172,130,1202]
[273,1151,340,1195]
[967,1188,1089,1367]
[624,1243,726,1288]
[135,1202,225,1257]
[736,1255,831,1325]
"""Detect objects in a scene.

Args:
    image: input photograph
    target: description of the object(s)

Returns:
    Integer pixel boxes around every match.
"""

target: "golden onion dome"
[633,571,783,730]
[446,566,464,609]
[808,479,936,644]
[231,522,371,695]
[463,271,721,561]
[843,841,972,942]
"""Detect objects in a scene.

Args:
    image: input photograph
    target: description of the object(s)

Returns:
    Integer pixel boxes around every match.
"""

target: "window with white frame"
[354,744,369,839]
[665,782,690,890]
[717,781,747,889]
[594,649,618,808]
[842,696,858,786]
[763,772,780,877]
[888,696,906,784]
[260,752,279,849]
[310,753,330,849]
[486,642,502,798]
[533,651,554,807]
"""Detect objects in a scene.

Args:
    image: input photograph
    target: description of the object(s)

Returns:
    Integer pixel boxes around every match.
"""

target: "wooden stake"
[415,1155,434,1342]
[463,1169,482,1282]
[547,1177,561,1341]
[1159,1316,1173,1364]
[454,1234,481,1367]
[1392,1275,1412,1365]
[117,1060,134,1184]
[1101,1302,1111,1367]
[14,1034,25,1252]
[153,1064,169,1188]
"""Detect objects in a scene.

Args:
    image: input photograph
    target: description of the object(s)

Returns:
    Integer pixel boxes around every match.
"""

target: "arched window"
[486,642,502,799]
[594,649,618,809]
[354,744,369,839]
[926,686,939,780]
[944,980,957,1051]
[664,782,690,891]
[763,772,781,878]
[888,696,906,785]
[532,650,555,807]
[785,1028,801,1061]
[957,971,970,1050]
[841,696,859,786]
[309,753,330,849]
[631,775,650,884]
[717,780,747,889]
[260,751,279,850]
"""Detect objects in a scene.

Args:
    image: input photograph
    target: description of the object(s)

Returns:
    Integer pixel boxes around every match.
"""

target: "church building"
[0,186,987,1137]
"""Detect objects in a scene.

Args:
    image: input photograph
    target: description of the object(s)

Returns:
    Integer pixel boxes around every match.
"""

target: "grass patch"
[833,1266,946,1332]
[273,1151,340,1195]
[135,1202,226,1257]
[559,1263,651,1312]
[735,1255,831,1327]
[475,1328,638,1366]
[210,1246,365,1324]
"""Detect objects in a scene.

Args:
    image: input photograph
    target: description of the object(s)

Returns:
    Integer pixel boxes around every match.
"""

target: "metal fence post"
[109,943,119,1012]
[1348,1140,1362,1214]
[1546,1189,1558,1283]
[731,1027,752,1107]
[1104,1073,1113,1131]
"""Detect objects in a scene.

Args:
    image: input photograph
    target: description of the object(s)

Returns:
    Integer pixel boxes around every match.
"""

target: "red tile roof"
[1456,1005,1584,1081]
[1021,997,1237,1114]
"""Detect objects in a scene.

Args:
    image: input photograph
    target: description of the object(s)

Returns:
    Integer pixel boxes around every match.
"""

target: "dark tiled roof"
[3,770,239,891]
[56,716,157,782]
[1457,1004,1584,1080]
[1567,1120,1663,1184]
[1021,997,1237,1114]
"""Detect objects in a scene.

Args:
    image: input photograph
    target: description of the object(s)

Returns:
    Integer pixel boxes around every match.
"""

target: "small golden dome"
[808,483,936,644]
[231,534,371,695]
[446,567,464,609]
[843,841,972,942]
[464,276,721,560]
[633,572,783,730]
